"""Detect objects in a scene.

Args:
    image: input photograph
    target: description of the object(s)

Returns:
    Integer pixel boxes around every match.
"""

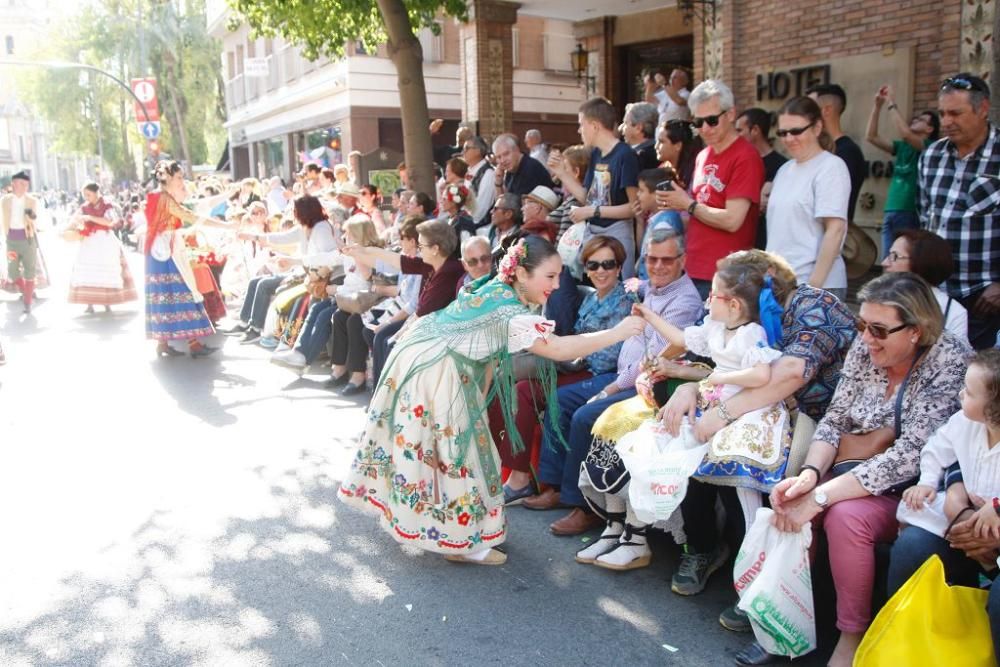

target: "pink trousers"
[816,494,900,633]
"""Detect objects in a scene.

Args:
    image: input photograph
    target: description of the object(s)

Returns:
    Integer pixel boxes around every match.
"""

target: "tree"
[228,0,468,196]
[17,0,226,181]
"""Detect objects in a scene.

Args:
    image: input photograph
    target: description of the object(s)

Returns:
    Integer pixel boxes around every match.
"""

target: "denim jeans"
[295,299,337,364]
[881,210,920,258]
[238,274,285,330]
[888,525,1000,653]
[537,372,636,507]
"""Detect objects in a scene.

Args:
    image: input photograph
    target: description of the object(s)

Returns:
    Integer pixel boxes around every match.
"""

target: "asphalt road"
[0,236,830,666]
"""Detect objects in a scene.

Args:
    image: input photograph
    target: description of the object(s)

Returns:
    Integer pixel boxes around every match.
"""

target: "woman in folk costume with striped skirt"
[67,182,137,313]
[338,236,646,565]
[145,160,228,358]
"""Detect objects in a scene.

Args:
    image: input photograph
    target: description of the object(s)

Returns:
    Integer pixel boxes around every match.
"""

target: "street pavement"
[0,235,830,666]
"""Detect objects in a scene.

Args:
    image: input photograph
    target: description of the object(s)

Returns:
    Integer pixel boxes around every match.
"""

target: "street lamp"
[571,43,597,97]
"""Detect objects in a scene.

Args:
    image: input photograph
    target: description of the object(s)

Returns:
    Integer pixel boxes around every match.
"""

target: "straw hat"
[524,185,559,212]
[842,223,878,280]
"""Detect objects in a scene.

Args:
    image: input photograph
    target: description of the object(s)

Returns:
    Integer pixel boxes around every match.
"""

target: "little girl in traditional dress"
[589,262,791,568]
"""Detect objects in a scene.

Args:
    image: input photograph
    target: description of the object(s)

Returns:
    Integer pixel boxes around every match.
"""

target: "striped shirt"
[918,124,1000,297]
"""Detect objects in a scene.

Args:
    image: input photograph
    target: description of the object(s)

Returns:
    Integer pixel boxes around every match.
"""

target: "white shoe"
[575,521,624,564]
[274,342,291,353]
[283,350,307,367]
[594,526,652,571]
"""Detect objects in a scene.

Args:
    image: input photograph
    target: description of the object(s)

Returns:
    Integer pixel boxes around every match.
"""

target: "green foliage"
[17,0,225,180]
[228,0,468,60]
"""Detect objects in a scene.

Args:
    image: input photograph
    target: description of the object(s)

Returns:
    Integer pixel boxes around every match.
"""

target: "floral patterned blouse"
[574,282,631,375]
[812,331,973,495]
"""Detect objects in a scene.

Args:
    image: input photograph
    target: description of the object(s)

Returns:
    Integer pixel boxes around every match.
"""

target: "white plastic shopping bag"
[615,419,709,524]
[734,507,816,658]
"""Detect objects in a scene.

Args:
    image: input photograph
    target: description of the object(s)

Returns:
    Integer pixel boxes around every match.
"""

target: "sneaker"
[274,342,291,353]
[502,483,535,506]
[272,350,307,368]
[671,543,730,596]
[258,336,279,349]
[719,604,752,633]
[223,322,249,335]
[239,329,261,344]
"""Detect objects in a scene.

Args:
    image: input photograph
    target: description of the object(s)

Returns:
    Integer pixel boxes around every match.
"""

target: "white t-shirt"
[656,88,690,126]
[9,195,26,230]
[766,151,851,290]
[933,285,969,342]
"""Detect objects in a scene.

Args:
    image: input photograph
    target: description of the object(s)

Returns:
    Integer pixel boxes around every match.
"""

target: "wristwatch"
[813,488,829,509]
[887,103,898,111]
[687,201,698,216]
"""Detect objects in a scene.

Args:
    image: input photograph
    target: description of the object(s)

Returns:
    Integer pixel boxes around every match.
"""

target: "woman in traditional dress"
[67,182,137,313]
[144,160,225,358]
[337,236,645,565]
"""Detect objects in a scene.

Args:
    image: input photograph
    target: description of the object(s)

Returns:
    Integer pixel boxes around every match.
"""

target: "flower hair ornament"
[498,238,528,284]
[444,183,469,206]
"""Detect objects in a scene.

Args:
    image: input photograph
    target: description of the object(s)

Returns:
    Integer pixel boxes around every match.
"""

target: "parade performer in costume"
[67,182,137,313]
[1,171,42,313]
[337,235,645,565]
[145,160,226,358]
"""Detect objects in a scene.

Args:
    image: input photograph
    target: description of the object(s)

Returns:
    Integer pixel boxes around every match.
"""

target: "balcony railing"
[225,73,246,109]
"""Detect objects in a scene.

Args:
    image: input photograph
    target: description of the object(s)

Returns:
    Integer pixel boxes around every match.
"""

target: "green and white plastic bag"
[734,507,816,658]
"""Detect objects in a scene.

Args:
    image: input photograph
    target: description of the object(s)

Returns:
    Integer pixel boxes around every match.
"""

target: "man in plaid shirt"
[918,73,1000,349]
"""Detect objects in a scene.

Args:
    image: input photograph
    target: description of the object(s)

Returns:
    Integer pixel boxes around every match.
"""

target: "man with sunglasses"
[655,79,764,299]
[918,73,1000,350]
[457,236,492,292]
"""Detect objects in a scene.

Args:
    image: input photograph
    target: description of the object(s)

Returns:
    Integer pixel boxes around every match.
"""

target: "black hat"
[11,171,30,182]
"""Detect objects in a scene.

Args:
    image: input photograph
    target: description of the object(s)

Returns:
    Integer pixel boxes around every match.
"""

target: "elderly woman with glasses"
[494,235,633,504]
[765,96,852,302]
[732,272,972,667]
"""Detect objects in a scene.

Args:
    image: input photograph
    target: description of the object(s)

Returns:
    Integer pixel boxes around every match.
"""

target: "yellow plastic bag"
[854,555,996,666]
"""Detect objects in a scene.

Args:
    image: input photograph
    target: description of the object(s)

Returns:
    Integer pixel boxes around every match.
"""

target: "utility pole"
[138,0,146,77]
[90,70,105,178]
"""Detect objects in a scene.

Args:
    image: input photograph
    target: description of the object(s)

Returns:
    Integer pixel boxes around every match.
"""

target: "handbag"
[829,347,926,496]
[191,262,216,294]
[854,555,995,667]
[335,289,384,314]
[371,271,399,287]
[556,221,586,281]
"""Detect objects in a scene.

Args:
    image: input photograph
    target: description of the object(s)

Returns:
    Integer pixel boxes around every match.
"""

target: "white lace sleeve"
[738,322,783,367]
[683,320,720,358]
[508,315,556,353]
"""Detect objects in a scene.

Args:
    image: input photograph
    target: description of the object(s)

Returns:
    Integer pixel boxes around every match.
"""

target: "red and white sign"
[130,77,160,123]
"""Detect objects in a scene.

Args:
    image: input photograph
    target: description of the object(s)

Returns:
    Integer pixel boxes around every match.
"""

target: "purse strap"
[894,346,928,440]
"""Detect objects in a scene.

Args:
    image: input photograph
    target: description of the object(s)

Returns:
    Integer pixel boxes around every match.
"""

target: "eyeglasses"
[707,290,738,303]
[884,251,910,263]
[691,111,729,129]
[776,122,816,138]
[585,259,620,271]
[462,144,477,151]
[645,253,684,265]
[856,319,910,340]
[418,242,433,249]
[941,76,989,93]
[464,254,491,268]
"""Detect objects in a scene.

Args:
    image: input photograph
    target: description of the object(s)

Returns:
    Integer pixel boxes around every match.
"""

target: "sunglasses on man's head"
[941,76,988,93]
[856,319,909,340]
[691,111,729,129]
[585,259,619,272]
[776,121,816,138]
[464,254,491,268]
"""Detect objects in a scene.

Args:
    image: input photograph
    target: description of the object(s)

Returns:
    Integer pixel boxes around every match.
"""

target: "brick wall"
[695,0,962,113]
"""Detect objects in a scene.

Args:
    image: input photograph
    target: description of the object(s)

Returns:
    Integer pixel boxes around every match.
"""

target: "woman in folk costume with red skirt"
[67,182,137,313]
[144,161,228,358]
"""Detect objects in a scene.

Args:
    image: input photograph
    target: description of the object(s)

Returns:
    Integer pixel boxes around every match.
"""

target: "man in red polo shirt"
[657,80,765,298]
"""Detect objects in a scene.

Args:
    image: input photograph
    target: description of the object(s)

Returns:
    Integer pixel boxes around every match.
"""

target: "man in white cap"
[335,182,362,217]
[0,171,40,313]
[521,185,560,228]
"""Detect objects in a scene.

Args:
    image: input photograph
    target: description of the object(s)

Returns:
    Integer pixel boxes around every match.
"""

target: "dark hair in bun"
[154,160,183,185]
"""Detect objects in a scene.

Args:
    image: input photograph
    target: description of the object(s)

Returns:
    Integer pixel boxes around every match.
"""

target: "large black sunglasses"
[776,121,816,138]
[585,259,620,271]
[856,319,909,340]
[691,111,729,129]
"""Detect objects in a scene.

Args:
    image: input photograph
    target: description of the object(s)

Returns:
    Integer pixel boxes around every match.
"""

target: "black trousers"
[331,309,367,374]
[363,318,406,386]
[679,478,747,554]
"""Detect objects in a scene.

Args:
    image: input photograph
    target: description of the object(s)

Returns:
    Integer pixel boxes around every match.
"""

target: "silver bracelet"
[717,401,736,425]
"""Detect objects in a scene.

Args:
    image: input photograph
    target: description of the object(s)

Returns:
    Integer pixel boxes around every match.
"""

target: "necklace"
[726,321,749,331]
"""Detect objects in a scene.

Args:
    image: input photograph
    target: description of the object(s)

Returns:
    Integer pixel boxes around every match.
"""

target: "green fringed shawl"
[381,275,560,497]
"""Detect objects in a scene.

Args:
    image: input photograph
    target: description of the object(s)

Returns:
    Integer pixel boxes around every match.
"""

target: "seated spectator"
[888,349,1000,661]
[521,186,560,231]
[865,85,939,254]
[656,119,703,191]
[525,129,548,166]
[766,96,851,301]
[522,228,702,535]
[493,133,554,197]
[752,272,971,667]
[335,182,363,217]
[489,193,522,251]
[659,250,856,632]
[624,102,661,170]
[457,236,492,291]
[338,220,465,386]
[497,235,632,504]
[634,166,684,279]
[547,145,591,241]
[882,229,968,341]
[363,216,423,385]
[408,192,436,219]
[225,195,338,343]
[358,184,387,235]
[548,97,640,279]
[440,183,478,254]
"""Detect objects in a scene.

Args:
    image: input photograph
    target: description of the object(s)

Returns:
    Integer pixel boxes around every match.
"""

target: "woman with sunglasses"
[882,229,967,342]
[765,95,852,302]
[737,272,972,667]
[494,235,633,505]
